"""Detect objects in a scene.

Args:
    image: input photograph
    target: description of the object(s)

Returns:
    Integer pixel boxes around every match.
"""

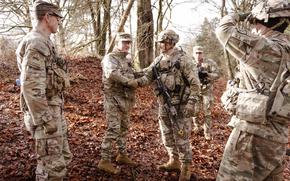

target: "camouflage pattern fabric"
[215,13,289,179]
[100,49,136,161]
[16,30,72,180]
[193,93,213,133]
[193,58,219,134]
[158,105,192,163]
[142,47,200,163]
[216,128,286,181]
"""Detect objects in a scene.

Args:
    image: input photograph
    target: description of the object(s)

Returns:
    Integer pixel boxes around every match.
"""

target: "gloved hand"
[127,79,139,88]
[43,119,57,134]
[184,101,196,118]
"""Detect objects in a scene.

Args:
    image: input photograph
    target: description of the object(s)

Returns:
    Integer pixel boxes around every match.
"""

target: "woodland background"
[0,0,289,180]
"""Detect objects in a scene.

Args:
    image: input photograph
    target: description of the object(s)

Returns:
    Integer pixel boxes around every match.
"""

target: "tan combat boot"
[116,153,137,166]
[158,157,181,172]
[179,163,191,181]
[97,159,120,174]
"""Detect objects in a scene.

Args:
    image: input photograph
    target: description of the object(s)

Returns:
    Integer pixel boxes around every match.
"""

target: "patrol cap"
[115,32,132,42]
[33,0,63,19]
[156,29,179,44]
[193,46,203,53]
[251,0,290,22]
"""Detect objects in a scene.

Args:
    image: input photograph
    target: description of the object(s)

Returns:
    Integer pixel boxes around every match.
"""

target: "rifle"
[152,65,184,137]
[197,66,209,86]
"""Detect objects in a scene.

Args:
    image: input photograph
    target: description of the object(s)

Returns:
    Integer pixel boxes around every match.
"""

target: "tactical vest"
[154,49,190,105]
[45,44,70,99]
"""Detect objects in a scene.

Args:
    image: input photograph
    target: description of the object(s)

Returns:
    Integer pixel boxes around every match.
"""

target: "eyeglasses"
[48,12,62,22]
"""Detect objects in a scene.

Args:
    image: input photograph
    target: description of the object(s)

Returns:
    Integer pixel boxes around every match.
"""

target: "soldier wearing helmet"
[98,32,139,174]
[15,0,72,180]
[216,0,290,180]
[134,29,200,181]
[191,45,219,140]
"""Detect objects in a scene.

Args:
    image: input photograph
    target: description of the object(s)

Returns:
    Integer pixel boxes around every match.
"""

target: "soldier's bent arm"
[215,14,281,63]
[136,58,160,86]
[181,56,200,100]
[102,55,134,87]
[19,40,52,126]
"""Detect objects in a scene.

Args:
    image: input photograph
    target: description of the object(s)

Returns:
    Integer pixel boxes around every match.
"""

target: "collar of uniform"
[111,48,128,58]
[161,47,178,58]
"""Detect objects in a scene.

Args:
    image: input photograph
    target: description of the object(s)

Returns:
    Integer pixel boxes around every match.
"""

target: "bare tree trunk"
[88,0,98,56]
[107,0,135,53]
[155,0,163,56]
[100,0,111,56]
[136,0,154,68]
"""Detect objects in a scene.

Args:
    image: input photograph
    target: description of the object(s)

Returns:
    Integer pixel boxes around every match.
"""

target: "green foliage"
[194,18,226,76]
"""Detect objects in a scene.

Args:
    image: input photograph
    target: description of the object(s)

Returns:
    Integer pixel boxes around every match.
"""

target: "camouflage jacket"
[142,47,200,106]
[16,30,69,127]
[101,50,136,108]
[216,14,289,143]
[193,58,219,93]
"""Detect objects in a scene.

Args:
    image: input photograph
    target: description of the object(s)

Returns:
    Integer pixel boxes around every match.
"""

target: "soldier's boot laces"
[97,159,120,174]
[116,153,137,166]
[179,163,191,181]
[158,158,181,172]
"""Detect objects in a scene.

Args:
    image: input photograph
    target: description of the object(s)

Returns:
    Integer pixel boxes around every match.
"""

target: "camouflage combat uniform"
[100,48,136,161]
[16,30,72,180]
[215,0,290,180]
[192,57,219,139]
[142,46,200,165]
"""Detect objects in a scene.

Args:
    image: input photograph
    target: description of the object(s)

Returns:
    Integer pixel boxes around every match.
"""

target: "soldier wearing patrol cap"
[191,45,219,140]
[98,32,139,174]
[16,0,72,180]
[216,0,290,180]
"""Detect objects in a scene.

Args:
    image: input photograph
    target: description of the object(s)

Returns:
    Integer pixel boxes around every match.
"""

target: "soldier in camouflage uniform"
[16,1,72,180]
[191,46,219,140]
[216,0,290,180]
[137,29,200,181]
[98,32,139,174]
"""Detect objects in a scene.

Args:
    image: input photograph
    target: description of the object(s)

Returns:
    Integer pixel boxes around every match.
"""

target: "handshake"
[126,71,148,88]
[127,76,147,88]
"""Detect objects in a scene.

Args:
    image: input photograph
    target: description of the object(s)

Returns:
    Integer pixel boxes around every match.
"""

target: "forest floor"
[0,57,289,181]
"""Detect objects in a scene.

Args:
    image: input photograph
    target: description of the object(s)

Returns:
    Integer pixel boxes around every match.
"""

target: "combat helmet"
[157,29,179,44]
[251,0,290,22]
[115,32,132,42]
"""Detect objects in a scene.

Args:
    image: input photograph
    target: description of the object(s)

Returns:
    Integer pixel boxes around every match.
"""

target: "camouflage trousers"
[217,128,286,181]
[158,105,192,163]
[100,96,132,161]
[24,105,72,181]
[193,92,213,134]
